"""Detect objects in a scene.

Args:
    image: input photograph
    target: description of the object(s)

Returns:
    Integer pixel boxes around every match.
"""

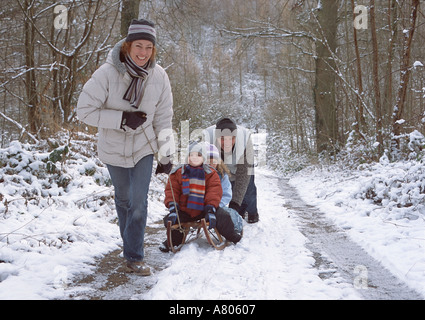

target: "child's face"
[188,152,204,167]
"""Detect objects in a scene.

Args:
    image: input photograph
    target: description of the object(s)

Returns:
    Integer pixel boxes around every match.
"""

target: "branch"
[0,111,39,144]
[219,20,316,42]
[15,0,102,58]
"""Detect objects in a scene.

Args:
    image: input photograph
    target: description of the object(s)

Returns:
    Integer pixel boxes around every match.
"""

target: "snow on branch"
[0,111,39,144]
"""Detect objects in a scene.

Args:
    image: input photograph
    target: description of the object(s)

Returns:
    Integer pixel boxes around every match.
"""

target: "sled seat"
[166,218,228,253]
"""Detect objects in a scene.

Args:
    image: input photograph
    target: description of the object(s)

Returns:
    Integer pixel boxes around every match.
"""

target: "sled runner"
[166,218,228,253]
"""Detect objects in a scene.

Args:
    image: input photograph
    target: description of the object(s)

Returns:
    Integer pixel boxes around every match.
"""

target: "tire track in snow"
[278,178,423,300]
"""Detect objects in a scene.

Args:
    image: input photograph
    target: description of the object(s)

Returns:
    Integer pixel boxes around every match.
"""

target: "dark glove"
[155,156,173,175]
[165,202,178,225]
[229,201,241,213]
[203,205,216,230]
[121,111,147,130]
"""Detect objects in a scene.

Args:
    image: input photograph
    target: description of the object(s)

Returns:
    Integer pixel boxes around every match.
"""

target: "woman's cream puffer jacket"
[77,39,175,168]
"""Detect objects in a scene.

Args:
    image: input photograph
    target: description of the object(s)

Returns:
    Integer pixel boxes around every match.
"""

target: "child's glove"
[165,202,178,225]
[229,200,241,213]
[166,213,177,225]
[203,205,216,230]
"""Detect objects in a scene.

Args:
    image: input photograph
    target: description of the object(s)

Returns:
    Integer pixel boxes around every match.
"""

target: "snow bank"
[0,135,121,299]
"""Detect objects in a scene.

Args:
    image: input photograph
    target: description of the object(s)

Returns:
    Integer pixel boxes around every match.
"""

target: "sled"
[166,218,228,253]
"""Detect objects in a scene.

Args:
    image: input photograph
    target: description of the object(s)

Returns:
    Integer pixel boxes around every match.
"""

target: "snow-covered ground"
[0,139,122,299]
[1,136,424,299]
[138,167,360,300]
[289,162,425,298]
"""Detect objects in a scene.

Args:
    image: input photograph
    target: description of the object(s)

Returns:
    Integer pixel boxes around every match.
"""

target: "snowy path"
[279,179,423,300]
[136,168,362,300]
[68,168,359,299]
[67,168,422,300]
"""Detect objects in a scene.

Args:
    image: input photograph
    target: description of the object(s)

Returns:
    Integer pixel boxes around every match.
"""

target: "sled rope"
[140,125,184,233]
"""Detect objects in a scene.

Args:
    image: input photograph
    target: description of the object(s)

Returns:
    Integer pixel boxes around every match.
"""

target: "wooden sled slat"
[200,219,228,250]
[166,218,228,253]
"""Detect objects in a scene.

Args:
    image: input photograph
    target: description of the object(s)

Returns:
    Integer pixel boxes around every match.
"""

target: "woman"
[77,19,174,275]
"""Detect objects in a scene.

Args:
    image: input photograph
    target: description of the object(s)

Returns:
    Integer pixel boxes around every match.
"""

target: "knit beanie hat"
[205,142,220,161]
[126,19,156,45]
[187,141,207,162]
[215,118,237,136]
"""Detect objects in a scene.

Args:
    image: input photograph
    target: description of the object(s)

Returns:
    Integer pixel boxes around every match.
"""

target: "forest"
[1,0,424,172]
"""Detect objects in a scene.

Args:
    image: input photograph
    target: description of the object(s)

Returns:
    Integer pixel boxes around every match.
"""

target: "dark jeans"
[231,174,258,217]
[106,154,153,262]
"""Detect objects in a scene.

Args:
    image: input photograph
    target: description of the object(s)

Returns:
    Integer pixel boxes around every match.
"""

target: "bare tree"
[22,0,40,133]
[350,0,366,138]
[121,0,140,37]
[392,0,420,155]
[370,0,384,157]
[313,0,338,154]
[1,0,120,141]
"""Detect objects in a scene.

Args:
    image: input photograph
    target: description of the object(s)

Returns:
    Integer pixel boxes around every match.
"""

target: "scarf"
[123,55,149,109]
[182,165,206,211]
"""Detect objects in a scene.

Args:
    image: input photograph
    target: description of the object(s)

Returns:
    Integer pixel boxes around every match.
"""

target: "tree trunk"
[351,0,366,137]
[370,0,384,157]
[313,0,338,154]
[23,0,39,134]
[121,0,140,38]
[392,0,420,154]
[383,0,398,128]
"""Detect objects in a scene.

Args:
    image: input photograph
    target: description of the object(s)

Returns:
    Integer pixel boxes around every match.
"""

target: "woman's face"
[129,39,153,67]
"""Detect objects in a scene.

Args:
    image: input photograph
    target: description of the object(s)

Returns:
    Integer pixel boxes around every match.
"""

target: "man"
[204,118,259,223]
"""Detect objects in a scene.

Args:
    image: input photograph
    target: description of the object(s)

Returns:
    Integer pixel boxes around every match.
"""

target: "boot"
[247,213,259,224]
[159,240,170,253]
[125,260,151,276]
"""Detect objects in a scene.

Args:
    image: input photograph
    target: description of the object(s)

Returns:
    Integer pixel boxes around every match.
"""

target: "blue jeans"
[106,155,153,262]
[232,174,258,217]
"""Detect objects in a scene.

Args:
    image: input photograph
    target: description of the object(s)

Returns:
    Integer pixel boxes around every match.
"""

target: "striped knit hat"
[205,142,220,161]
[126,19,156,45]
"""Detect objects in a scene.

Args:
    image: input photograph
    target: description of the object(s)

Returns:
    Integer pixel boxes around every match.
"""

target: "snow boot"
[159,240,170,253]
[125,260,151,276]
[247,213,259,224]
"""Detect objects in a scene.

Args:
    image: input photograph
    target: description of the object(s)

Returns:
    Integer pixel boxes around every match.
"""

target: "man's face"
[218,136,236,153]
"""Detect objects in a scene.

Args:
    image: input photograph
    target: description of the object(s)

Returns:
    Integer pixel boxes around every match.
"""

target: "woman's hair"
[120,41,157,63]
[215,159,231,178]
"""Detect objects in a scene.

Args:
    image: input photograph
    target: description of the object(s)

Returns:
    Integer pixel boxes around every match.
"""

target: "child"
[205,142,243,237]
[160,141,240,252]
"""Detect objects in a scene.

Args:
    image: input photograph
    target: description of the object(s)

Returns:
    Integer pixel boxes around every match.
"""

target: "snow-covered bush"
[0,132,124,299]
[356,161,425,219]
[407,130,425,161]
[0,132,112,211]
